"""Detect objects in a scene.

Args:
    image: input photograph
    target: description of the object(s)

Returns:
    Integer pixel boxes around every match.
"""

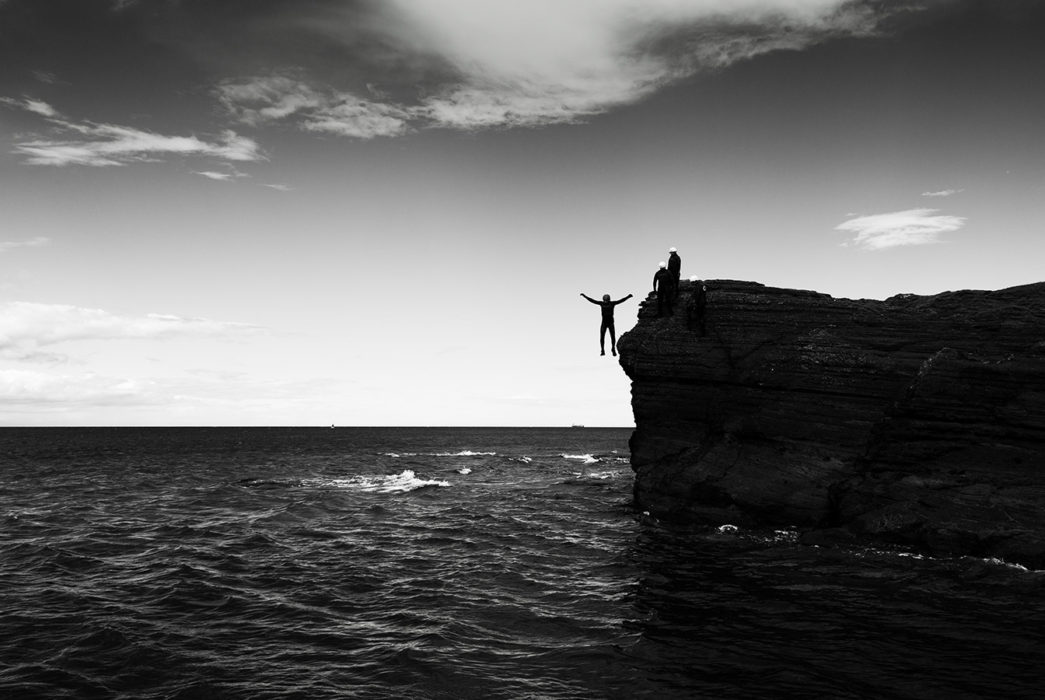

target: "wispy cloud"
[262,183,293,192]
[836,208,967,251]
[0,367,333,414]
[218,0,912,137]
[194,171,234,181]
[2,97,263,167]
[921,189,963,197]
[217,75,414,139]
[0,301,265,361]
[194,168,248,182]
[1,96,59,118]
[0,237,50,254]
[0,368,163,408]
[31,70,60,85]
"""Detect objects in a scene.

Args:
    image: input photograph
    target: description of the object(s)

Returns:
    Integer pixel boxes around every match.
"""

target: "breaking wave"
[383,450,496,458]
[308,470,450,493]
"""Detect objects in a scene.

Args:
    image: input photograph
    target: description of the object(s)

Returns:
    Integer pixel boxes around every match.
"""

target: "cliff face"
[617,280,1045,567]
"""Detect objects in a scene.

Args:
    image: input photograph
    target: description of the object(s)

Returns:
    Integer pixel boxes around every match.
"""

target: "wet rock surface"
[618,279,1045,567]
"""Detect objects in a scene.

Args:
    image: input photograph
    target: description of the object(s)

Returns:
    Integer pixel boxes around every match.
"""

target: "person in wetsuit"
[667,247,682,303]
[653,262,675,317]
[580,292,633,356]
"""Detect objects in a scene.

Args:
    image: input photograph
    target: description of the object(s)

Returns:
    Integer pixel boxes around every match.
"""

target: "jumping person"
[653,262,675,317]
[580,292,633,356]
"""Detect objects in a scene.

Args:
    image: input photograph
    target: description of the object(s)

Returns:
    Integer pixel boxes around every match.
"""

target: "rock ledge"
[617,280,1045,567]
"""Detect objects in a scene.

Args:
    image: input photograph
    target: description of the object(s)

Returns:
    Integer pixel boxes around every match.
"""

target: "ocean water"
[1,427,1042,700]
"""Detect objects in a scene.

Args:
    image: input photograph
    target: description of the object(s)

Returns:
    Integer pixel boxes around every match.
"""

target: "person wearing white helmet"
[667,247,682,303]
[653,261,675,317]
[580,291,633,356]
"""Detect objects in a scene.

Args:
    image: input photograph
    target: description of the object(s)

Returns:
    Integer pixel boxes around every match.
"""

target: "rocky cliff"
[617,279,1045,567]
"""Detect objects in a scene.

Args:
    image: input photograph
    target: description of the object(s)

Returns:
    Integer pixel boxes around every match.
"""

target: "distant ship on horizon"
[570,424,585,428]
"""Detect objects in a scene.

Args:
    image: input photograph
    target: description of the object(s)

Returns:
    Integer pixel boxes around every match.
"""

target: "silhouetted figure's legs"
[657,288,674,317]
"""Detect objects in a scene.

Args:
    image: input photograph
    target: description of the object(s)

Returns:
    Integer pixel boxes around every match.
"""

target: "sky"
[1,0,1043,427]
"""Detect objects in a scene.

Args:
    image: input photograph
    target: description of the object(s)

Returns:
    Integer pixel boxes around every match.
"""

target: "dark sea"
[1,427,1043,699]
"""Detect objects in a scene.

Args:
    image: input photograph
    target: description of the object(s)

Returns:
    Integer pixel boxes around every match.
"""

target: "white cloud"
[217,76,326,126]
[195,171,232,181]
[8,97,60,118]
[0,302,264,360]
[0,237,50,254]
[836,208,967,251]
[194,168,248,181]
[16,126,263,167]
[0,369,161,408]
[301,96,414,138]
[2,97,264,167]
[219,0,907,136]
[217,75,414,139]
[397,0,892,129]
[921,189,963,197]
[0,368,332,415]
[32,71,61,85]
[262,183,293,192]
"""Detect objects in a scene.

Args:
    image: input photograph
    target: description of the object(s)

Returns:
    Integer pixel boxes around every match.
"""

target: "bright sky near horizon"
[1,0,1043,427]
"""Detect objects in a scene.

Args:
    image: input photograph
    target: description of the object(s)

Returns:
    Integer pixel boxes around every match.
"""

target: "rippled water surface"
[2,427,1043,699]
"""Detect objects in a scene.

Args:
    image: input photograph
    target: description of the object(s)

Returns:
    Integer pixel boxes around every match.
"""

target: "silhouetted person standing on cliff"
[667,247,682,303]
[686,276,707,336]
[653,262,675,317]
[580,292,633,356]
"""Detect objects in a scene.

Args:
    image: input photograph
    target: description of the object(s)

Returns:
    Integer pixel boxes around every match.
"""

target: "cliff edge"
[617,279,1045,567]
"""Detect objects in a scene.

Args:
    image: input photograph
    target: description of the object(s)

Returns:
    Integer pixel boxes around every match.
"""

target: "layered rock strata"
[617,280,1045,567]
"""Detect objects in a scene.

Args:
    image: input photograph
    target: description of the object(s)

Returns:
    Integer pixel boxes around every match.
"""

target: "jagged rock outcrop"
[618,279,1045,567]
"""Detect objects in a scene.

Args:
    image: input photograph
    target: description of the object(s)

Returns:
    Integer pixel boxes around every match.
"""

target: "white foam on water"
[578,471,616,480]
[982,557,1030,572]
[770,529,800,543]
[382,450,493,458]
[313,470,450,493]
[457,467,472,475]
[717,524,739,533]
[561,453,598,464]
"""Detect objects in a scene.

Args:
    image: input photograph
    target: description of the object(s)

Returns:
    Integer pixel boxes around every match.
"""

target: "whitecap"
[982,557,1030,572]
[584,471,616,480]
[430,450,496,457]
[717,524,739,534]
[457,467,473,475]
[771,529,800,543]
[561,453,598,464]
[316,470,450,493]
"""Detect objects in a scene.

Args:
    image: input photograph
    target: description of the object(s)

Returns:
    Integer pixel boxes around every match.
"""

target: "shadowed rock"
[618,279,1045,567]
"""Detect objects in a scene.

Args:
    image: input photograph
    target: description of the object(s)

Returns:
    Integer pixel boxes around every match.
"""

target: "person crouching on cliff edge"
[580,292,633,356]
